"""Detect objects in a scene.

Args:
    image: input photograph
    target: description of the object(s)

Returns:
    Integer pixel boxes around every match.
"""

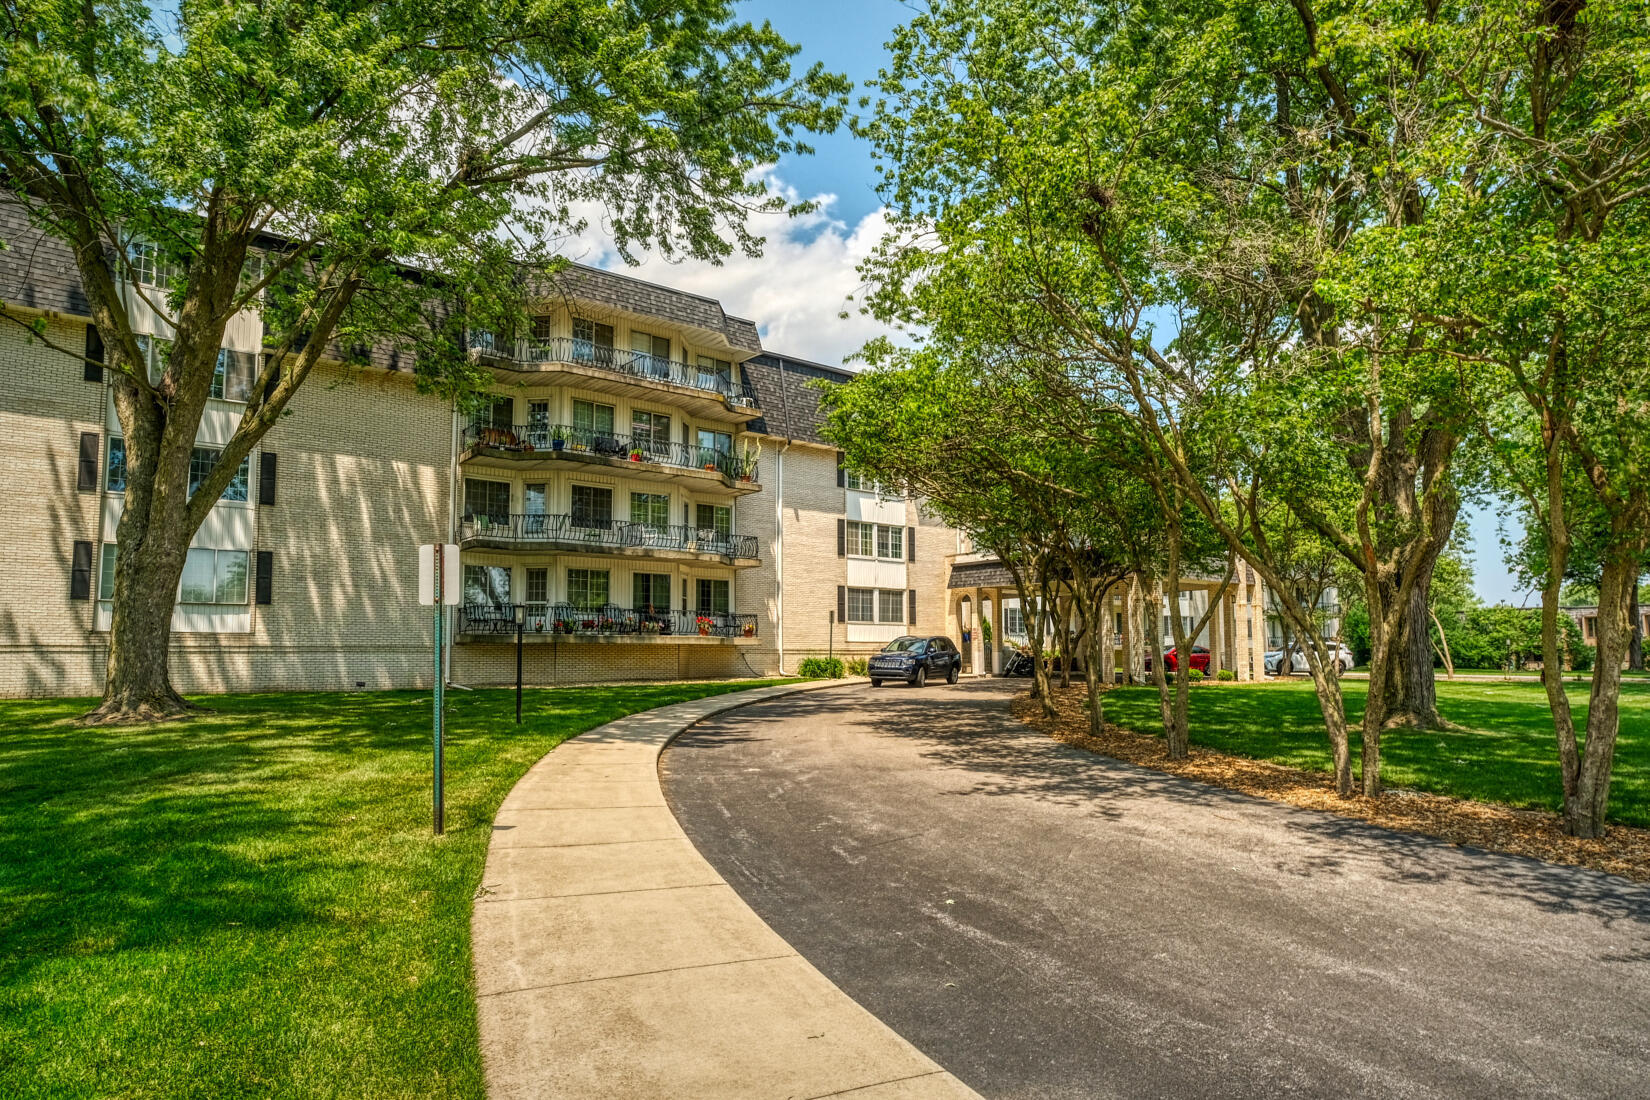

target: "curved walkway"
[470,679,981,1100]
[662,679,1650,1100]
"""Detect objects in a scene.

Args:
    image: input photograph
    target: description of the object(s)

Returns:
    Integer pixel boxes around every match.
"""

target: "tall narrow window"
[525,568,548,607]
[844,520,874,557]
[99,543,118,600]
[876,525,903,561]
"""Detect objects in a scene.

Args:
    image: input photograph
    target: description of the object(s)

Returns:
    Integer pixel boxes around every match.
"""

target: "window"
[571,317,614,363]
[1005,605,1025,636]
[465,478,511,521]
[695,355,732,393]
[210,349,257,402]
[99,543,118,599]
[878,589,905,624]
[525,568,548,606]
[530,314,553,342]
[523,483,547,516]
[844,470,902,498]
[631,410,671,452]
[568,568,610,609]
[129,241,182,288]
[877,525,904,561]
[132,334,170,383]
[572,399,615,437]
[106,437,127,493]
[633,573,672,612]
[845,587,875,623]
[526,401,550,445]
[697,578,730,616]
[464,564,512,607]
[696,428,732,469]
[179,548,248,604]
[696,503,732,539]
[189,447,250,501]
[571,485,612,529]
[475,396,512,430]
[844,520,874,557]
[631,492,670,531]
[631,331,671,377]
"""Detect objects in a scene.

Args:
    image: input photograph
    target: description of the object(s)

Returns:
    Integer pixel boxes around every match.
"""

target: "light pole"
[514,603,525,725]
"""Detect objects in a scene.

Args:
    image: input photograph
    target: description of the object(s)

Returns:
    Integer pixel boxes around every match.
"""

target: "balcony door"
[571,399,617,454]
[695,503,731,554]
[572,317,614,365]
[696,429,731,472]
[631,410,671,460]
[464,564,511,609]
[630,493,671,547]
[633,573,671,616]
[696,578,730,617]
[696,355,731,395]
[464,478,511,529]
[571,485,612,534]
[630,331,671,379]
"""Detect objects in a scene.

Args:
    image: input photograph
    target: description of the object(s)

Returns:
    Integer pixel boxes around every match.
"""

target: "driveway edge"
[471,678,983,1100]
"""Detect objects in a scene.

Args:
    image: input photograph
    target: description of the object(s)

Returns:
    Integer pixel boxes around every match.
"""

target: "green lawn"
[1103,679,1650,826]
[0,680,796,1100]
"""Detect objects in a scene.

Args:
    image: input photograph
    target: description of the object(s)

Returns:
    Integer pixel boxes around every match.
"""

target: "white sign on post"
[418,543,461,605]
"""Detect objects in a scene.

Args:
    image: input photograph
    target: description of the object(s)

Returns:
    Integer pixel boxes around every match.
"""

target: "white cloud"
[557,171,897,369]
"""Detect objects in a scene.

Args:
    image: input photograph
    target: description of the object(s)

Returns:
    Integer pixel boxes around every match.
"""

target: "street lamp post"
[514,603,525,724]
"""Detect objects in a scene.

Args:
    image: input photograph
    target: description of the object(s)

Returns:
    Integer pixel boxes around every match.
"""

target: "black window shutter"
[258,452,277,506]
[70,541,93,599]
[836,518,846,558]
[836,586,846,624]
[84,325,104,382]
[835,451,845,488]
[908,589,917,626]
[77,432,100,490]
[907,526,916,561]
[255,551,274,605]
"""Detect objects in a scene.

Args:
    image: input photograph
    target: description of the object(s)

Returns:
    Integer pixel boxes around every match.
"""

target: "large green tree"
[0,0,846,721]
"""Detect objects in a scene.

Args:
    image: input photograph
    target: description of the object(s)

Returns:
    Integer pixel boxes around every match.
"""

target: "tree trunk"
[1630,580,1643,673]
[1567,556,1635,837]
[1385,557,1445,728]
[1305,661,1354,796]
[1429,606,1455,680]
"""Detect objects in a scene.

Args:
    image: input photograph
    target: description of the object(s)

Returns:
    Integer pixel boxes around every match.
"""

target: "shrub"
[1187,668,1204,682]
[798,656,846,679]
[847,657,869,677]
[1216,668,1235,682]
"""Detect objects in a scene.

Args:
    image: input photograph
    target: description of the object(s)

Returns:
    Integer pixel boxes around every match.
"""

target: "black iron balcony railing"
[463,421,759,484]
[460,602,760,639]
[460,512,759,560]
[470,335,761,408]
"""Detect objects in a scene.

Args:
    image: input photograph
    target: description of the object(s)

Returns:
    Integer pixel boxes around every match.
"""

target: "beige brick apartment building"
[0,206,971,696]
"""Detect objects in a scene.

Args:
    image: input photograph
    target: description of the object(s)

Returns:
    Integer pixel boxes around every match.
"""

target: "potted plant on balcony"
[600,616,618,632]
[735,440,761,482]
[550,427,567,452]
[554,617,572,634]
[629,448,644,462]
[696,615,714,637]
[641,619,662,635]
[742,620,755,638]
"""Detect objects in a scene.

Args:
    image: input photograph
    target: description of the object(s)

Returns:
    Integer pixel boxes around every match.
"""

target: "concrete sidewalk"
[470,679,981,1100]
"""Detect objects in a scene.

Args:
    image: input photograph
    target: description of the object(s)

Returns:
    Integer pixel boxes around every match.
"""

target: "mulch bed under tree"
[1013,686,1650,884]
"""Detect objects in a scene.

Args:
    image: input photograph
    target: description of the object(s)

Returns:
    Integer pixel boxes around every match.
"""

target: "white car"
[1264,643,1355,676]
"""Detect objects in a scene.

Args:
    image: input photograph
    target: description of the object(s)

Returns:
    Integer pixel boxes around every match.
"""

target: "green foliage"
[798,657,846,679]
[0,681,798,1097]
[1216,669,1235,682]
[1102,680,1650,827]
[1187,668,1204,683]
[847,657,870,677]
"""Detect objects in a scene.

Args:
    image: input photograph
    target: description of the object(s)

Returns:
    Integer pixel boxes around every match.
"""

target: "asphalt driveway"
[659,679,1650,1100]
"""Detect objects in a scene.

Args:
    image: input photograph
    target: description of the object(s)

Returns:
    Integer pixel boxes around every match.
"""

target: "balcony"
[459,603,759,642]
[470,335,762,422]
[460,512,760,564]
[461,422,760,492]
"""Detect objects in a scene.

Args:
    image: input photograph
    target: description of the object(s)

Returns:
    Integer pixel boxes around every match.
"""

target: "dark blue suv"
[868,635,963,688]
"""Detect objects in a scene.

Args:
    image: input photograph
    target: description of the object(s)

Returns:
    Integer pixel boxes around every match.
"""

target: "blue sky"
[600,1,1532,604]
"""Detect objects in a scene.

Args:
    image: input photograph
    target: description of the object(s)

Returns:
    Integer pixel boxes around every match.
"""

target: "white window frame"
[179,547,249,605]
[877,589,905,624]
[845,520,875,558]
[846,587,875,623]
[876,524,904,561]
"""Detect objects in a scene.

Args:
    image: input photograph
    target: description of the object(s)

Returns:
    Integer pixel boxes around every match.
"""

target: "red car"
[1154,646,1211,673]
